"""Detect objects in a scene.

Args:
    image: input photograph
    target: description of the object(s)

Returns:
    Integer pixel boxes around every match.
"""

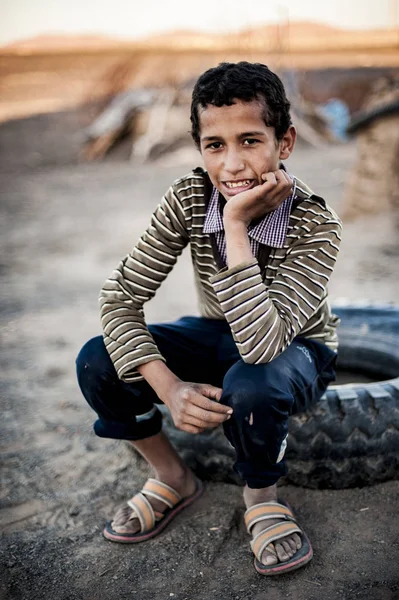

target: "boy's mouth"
[221,179,255,196]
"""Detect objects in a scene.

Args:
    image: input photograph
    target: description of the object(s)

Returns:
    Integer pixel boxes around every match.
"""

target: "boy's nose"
[224,149,245,174]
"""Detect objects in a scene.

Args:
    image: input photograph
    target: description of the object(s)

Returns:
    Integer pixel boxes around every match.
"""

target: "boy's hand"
[163,381,232,434]
[223,169,293,226]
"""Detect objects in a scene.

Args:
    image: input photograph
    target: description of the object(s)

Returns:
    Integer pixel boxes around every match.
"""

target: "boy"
[76,62,341,576]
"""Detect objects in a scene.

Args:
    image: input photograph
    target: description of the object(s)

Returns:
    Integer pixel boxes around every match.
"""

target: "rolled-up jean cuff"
[93,409,163,441]
[237,461,288,489]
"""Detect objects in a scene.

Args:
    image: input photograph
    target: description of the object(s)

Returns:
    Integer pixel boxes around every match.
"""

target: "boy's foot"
[243,484,302,566]
[108,468,199,537]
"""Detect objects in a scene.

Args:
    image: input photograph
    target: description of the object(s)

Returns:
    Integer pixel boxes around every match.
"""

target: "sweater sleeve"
[209,214,342,364]
[99,185,189,382]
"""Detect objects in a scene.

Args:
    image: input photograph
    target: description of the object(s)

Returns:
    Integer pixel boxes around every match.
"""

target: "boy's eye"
[206,142,222,150]
[243,138,259,146]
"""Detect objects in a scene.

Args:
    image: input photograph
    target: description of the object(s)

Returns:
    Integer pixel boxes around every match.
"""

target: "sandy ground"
[1,130,399,600]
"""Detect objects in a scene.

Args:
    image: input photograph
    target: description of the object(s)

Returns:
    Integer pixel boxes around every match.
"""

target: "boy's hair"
[190,61,292,147]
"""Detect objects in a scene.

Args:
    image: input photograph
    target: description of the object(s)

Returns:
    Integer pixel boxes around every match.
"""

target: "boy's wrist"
[223,218,254,268]
[223,216,249,231]
[137,359,181,406]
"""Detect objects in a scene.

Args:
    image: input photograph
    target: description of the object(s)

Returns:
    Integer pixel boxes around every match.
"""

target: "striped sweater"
[100,169,342,382]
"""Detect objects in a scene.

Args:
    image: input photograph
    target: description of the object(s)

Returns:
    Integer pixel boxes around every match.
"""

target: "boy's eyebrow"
[201,131,266,141]
[239,131,266,137]
[201,135,222,141]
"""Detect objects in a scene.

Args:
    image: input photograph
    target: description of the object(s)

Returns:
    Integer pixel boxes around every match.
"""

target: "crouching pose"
[76,61,341,575]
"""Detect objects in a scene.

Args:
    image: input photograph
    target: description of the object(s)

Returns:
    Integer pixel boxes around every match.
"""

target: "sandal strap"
[244,501,296,534]
[127,492,156,533]
[142,478,181,509]
[250,522,302,563]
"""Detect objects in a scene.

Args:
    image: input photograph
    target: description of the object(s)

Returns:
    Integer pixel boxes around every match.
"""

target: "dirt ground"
[1,122,399,600]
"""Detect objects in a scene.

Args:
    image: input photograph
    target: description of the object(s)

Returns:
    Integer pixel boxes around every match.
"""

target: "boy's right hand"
[163,381,232,434]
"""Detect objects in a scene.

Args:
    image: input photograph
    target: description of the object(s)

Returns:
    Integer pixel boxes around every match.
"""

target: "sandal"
[244,501,313,575]
[103,477,204,543]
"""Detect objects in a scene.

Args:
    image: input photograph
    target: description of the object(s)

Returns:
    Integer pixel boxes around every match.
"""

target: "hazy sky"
[1,0,397,46]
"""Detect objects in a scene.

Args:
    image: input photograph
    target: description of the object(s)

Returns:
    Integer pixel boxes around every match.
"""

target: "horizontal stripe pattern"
[99,171,342,381]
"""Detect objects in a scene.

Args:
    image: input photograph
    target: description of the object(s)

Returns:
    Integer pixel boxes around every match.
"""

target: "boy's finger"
[182,423,205,434]
[185,411,227,429]
[264,175,292,204]
[274,169,292,183]
[270,186,292,207]
[261,172,277,186]
[187,405,231,424]
[199,384,223,401]
[270,170,292,192]
[192,392,232,414]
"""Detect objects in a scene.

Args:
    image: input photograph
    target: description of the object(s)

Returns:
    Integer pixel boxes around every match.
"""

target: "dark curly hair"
[190,62,292,147]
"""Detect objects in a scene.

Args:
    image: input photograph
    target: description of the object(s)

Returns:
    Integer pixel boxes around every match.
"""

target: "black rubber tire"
[286,304,399,488]
[162,305,399,489]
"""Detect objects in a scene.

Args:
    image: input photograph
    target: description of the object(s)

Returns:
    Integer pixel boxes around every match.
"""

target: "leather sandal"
[103,477,204,543]
[244,500,313,575]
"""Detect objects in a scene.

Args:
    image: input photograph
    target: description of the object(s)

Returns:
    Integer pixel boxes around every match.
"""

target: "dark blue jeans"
[76,316,336,488]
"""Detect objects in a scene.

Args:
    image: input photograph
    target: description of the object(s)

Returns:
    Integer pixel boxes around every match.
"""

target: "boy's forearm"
[137,359,181,406]
[224,218,254,268]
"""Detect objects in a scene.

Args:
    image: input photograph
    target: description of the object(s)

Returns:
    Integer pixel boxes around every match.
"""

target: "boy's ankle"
[153,464,192,486]
[243,483,278,508]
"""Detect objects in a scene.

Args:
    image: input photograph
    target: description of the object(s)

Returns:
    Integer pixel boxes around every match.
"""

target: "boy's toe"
[261,544,278,565]
[275,542,288,562]
[281,540,294,556]
[293,532,302,550]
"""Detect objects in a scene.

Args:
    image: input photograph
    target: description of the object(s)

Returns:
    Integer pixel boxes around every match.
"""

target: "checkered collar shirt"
[203,178,297,266]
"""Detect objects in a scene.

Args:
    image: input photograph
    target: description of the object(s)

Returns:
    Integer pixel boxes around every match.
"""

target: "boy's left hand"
[223,169,293,226]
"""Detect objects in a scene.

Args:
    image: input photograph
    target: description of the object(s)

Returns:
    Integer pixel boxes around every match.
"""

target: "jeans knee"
[222,362,293,419]
[76,336,113,387]
[222,373,263,418]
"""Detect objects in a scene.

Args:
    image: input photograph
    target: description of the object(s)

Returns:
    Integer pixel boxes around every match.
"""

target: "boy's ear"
[279,126,296,160]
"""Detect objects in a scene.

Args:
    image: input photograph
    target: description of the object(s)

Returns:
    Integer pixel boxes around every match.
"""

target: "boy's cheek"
[207,172,218,190]
[257,159,280,182]
[256,166,270,185]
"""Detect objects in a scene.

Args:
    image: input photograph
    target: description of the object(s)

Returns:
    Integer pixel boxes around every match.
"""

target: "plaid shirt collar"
[203,178,297,248]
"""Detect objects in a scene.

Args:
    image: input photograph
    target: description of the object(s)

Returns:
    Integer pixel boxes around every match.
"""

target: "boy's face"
[198,99,295,199]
